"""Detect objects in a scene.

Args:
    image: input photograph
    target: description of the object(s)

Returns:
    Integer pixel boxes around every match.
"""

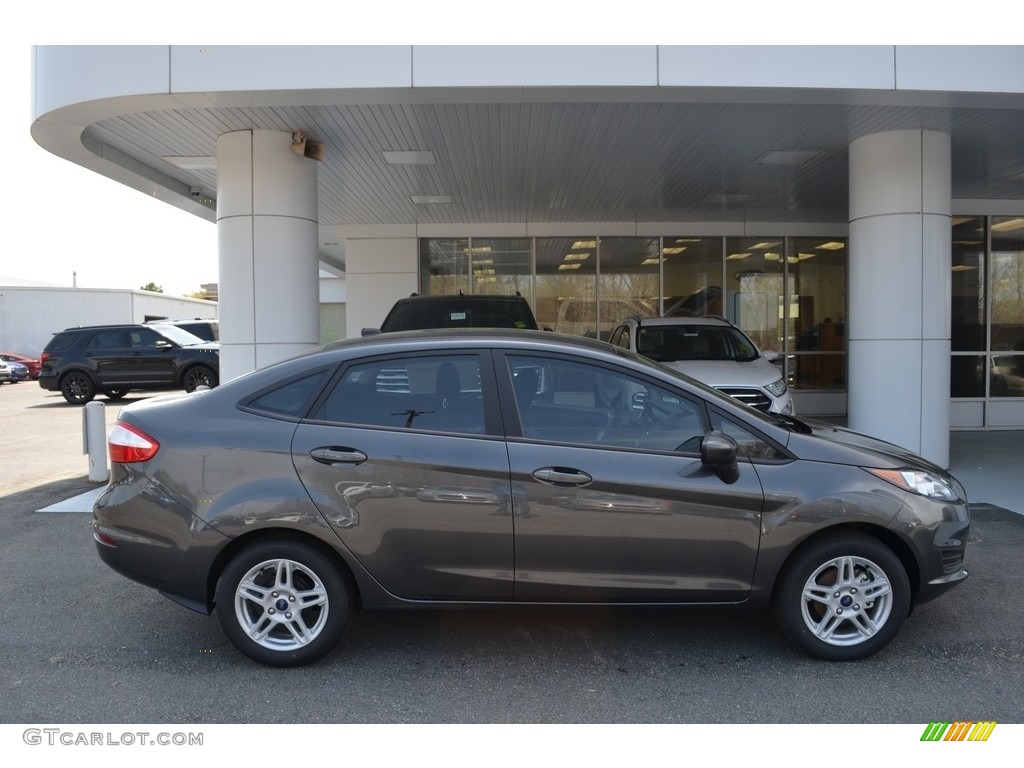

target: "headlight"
[764,376,788,396]
[864,468,963,501]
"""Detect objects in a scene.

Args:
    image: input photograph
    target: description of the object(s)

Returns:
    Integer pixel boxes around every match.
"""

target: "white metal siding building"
[0,285,217,356]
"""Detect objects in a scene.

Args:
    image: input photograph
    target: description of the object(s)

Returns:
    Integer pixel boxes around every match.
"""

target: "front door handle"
[532,467,593,486]
[310,447,368,466]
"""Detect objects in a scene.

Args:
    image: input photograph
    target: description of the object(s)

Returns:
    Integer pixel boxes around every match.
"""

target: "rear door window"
[315,354,488,435]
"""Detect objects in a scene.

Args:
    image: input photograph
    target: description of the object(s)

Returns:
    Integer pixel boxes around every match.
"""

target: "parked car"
[0,352,41,379]
[609,315,794,415]
[38,323,219,404]
[93,329,969,667]
[0,359,10,384]
[363,293,539,335]
[144,318,219,342]
[4,360,30,383]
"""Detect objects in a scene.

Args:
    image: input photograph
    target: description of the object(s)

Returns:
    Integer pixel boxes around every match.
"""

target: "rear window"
[381,298,538,332]
[243,370,331,419]
[45,332,78,352]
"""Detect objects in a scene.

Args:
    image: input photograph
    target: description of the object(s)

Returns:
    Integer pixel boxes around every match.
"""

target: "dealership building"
[30,45,1024,467]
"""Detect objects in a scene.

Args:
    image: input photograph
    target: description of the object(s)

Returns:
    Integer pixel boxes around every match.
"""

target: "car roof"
[622,315,734,328]
[325,327,609,353]
[393,294,529,304]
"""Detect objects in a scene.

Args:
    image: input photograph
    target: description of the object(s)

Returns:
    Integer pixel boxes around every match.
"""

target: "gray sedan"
[92,330,970,666]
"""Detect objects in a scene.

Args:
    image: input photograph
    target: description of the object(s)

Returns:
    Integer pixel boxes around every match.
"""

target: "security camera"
[189,186,202,197]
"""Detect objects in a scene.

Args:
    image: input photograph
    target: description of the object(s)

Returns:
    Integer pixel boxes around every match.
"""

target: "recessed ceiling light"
[558,263,583,270]
[162,156,216,170]
[991,218,1024,233]
[411,195,452,204]
[751,241,781,250]
[641,258,661,265]
[951,265,978,272]
[756,150,823,166]
[571,240,597,249]
[662,247,686,255]
[564,253,590,261]
[816,241,846,251]
[383,150,436,165]
[727,253,751,260]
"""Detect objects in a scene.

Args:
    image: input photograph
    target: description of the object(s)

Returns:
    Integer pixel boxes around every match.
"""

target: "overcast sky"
[3,5,1009,298]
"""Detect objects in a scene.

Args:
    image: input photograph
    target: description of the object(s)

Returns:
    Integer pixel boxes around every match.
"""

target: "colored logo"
[921,721,997,741]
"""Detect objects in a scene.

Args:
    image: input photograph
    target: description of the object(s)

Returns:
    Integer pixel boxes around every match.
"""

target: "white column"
[848,130,952,467]
[216,130,320,381]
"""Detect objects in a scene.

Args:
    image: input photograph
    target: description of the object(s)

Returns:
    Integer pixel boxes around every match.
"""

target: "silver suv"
[609,316,794,415]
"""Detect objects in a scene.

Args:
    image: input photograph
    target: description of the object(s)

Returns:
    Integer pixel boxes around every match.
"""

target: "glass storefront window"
[469,238,532,304]
[420,238,469,295]
[598,237,659,340]
[724,237,786,359]
[951,217,987,352]
[420,232,849,395]
[536,237,598,335]
[787,237,847,390]
[662,237,724,316]
[420,238,532,300]
[989,216,1024,398]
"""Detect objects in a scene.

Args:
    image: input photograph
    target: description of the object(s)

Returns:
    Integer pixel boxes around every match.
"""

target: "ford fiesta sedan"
[93,330,969,667]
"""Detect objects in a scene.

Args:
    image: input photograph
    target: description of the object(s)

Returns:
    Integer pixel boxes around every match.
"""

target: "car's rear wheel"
[774,533,910,661]
[182,364,217,392]
[103,389,129,400]
[215,539,352,667]
[60,372,96,404]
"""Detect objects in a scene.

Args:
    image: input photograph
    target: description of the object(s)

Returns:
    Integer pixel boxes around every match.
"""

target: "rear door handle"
[532,467,593,486]
[310,447,368,466]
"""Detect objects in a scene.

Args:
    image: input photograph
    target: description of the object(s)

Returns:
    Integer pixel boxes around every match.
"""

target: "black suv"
[364,293,539,335]
[38,324,220,404]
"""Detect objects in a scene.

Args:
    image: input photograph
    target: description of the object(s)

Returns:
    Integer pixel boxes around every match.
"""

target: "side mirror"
[701,431,740,484]
[361,328,382,337]
[762,350,780,363]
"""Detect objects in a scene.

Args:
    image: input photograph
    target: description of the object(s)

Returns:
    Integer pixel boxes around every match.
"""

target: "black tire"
[215,539,352,667]
[182,364,218,392]
[60,371,96,405]
[103,389,129,401]
[773,532,910,661]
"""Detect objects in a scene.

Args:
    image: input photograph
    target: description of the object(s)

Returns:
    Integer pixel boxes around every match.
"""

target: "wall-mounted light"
[291,130,325,161]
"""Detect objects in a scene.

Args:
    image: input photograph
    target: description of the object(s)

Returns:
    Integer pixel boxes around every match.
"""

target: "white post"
[83,401,109,482]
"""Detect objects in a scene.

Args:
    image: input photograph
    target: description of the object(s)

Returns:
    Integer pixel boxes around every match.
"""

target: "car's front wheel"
[59,371,96,404]
[215,539,352,667]
[774,532,910,661]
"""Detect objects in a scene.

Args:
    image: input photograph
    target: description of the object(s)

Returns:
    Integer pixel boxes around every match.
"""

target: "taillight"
[40,351,50,364]
[108,421,160,463]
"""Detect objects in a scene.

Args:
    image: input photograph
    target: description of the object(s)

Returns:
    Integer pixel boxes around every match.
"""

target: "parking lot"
[1,380,1022,724]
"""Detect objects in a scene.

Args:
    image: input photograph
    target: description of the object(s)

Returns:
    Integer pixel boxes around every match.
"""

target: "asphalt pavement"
[1,380,1021,724]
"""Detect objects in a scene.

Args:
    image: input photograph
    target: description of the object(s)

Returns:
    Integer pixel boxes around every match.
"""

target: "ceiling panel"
[85,97,1024,231]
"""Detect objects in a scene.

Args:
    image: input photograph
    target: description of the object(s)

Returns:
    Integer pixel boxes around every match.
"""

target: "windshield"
[636,325,760,363]
[149,324,207,346]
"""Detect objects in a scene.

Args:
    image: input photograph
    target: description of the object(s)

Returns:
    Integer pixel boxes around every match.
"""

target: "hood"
[787,418,948,473]
[661,358,781,389]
